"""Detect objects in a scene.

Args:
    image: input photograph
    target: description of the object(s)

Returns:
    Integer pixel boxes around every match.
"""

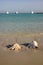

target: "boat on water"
[15,11,18,14]
[6,11,9,14]
[31,11,34,14]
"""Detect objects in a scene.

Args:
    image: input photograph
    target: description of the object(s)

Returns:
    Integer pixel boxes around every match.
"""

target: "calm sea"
[0,13,43,34]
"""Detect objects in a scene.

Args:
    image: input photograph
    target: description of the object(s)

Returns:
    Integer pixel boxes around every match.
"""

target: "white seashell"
[11,43,21,50]
[32,40,39,48]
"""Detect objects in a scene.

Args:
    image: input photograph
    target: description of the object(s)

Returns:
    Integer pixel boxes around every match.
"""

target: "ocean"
[0,13,43,34]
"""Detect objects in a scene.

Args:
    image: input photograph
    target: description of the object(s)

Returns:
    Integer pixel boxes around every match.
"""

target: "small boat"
[6,11,9,14]
[32,11,34,14]
[15,11,18,14]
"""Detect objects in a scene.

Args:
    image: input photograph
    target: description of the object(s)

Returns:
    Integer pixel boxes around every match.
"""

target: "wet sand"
[0,33,43,65]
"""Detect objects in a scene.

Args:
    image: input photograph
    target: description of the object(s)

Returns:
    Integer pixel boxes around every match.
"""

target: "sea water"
[0,13,43,34]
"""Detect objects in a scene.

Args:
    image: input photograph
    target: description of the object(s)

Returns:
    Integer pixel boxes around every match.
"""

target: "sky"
[0,0,43,13]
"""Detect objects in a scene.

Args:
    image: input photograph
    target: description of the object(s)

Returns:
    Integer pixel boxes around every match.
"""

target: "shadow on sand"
[6,44,13,48]
[21,42,31,48]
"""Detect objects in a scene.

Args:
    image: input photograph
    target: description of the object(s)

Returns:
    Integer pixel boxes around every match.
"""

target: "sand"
[0,33,43,65]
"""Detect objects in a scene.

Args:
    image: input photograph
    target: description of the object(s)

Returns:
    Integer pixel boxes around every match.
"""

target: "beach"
[0,13,43,65]
[0,33,43,65]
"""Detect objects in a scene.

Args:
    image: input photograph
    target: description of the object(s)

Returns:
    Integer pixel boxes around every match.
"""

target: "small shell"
[11,43,21,50]
[32,40,39,48]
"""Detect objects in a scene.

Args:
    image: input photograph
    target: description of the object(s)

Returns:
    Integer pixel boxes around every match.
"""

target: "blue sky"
[0,0,43,12]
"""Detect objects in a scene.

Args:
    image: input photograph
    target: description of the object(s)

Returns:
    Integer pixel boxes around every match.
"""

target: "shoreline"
[0,32,43,44]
